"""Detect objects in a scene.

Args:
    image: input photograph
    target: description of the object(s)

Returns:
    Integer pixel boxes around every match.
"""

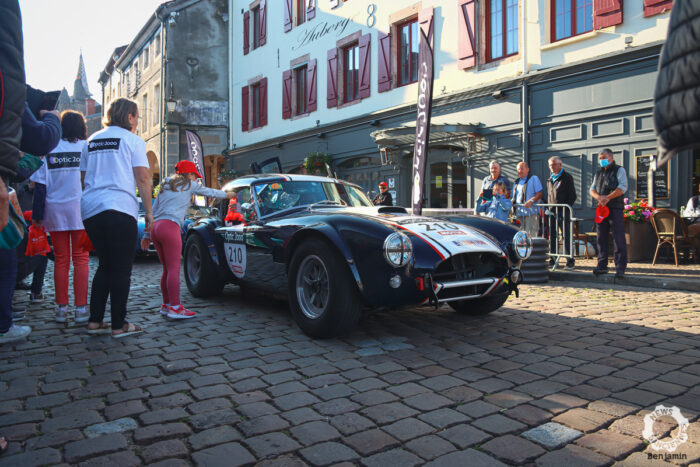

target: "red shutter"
[644,0,672,17]
[327,48,338,108]
[260,77,268,126]
[243,11,250,55]
[282,70,292,119]
[358,34,371,99]
[458,0,476,70]
[594,0,623,29]
[284,0,292,32]
[242,86,249,131]
[259,0,267,46]
[329,0,339,9]
[378,31,391,93]
[307,0,316,20]
[307,59,317,112]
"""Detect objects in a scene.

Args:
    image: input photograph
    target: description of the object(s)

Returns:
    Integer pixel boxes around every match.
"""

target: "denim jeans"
[0,247,17,332]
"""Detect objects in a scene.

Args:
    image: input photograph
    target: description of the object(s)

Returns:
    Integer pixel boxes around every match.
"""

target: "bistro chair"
[572,220,594,259]
[650,209,699,266]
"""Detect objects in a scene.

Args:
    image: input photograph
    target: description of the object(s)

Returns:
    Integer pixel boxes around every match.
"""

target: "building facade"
[98,0,230,186]
[227,0,694,224]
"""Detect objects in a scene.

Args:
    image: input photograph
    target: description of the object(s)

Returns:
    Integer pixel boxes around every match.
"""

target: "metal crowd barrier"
[535,203,575,271]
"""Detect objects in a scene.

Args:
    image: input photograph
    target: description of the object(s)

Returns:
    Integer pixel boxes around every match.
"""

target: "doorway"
[427,156,467,209]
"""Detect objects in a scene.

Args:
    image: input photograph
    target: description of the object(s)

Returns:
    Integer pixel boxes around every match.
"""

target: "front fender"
[187,218,223,267]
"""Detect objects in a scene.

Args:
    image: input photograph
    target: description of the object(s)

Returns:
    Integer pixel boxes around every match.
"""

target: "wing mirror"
[240,202,254,219]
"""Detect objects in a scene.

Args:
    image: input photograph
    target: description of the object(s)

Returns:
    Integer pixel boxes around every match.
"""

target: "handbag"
[0,199,27,250]
[25,224,51,256]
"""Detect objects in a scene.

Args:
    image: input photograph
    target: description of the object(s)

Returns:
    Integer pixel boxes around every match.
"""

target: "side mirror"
[240,202,254,218]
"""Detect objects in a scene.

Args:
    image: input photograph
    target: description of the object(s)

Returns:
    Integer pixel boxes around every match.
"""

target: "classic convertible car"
[183,173,532,338]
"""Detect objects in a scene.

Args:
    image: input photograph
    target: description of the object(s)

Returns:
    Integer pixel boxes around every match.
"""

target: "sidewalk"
[549,257,700,292]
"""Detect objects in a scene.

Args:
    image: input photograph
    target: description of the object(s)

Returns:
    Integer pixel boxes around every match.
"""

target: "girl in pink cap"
[143,161,234,318]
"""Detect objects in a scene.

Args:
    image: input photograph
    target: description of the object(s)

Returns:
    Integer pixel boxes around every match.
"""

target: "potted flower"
[624,198,656,262]
[303,152,332,175]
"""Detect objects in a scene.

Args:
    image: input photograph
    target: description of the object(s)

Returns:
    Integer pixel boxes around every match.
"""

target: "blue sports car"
[182,169,532,338]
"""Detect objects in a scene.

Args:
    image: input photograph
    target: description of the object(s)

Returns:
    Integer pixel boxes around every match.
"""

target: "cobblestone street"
[1,257,698,466]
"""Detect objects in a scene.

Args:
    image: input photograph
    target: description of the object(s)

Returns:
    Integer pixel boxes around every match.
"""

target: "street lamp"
[166,82,177,113]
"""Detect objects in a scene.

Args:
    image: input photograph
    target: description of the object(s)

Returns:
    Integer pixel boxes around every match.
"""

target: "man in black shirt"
[546,156,577,269]
[373,182,393,206]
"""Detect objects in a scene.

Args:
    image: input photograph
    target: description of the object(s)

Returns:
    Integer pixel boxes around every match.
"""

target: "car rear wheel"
[184,234,224,297]
[288,240,361,338]
[448,292,509,315]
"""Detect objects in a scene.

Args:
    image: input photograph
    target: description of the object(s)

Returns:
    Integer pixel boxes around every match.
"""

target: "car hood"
[333,207,505,257]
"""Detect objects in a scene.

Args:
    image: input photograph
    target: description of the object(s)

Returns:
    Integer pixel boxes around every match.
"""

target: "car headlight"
[513,231,532,260]
[383,232,413,267]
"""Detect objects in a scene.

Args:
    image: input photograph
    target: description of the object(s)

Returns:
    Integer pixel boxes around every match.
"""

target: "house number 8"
[367,4,376,28]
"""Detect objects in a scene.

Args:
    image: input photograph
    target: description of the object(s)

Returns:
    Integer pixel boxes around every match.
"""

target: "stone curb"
[549,270,700,292]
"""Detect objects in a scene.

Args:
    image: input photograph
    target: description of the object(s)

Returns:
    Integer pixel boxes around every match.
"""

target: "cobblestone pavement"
[1,257,699,466]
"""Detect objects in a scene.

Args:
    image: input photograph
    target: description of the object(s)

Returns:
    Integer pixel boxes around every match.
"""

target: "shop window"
[487,0,518,61]
[553,0,593,42]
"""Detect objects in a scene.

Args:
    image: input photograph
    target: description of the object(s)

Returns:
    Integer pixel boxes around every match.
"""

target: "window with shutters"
[153,84,160,127]
[295,66,308,115]
[143,45,150,69]
[643,0,672,18]
[253,6,261,49]
[343,43,360,104]
[246,0,266,52]
[142,94,148,132]
[553,0,593,42]
[244,77,267,131]
[487,0,518,61]
[285,0,315,33]
[284,57,317,119]
[398,19,418,86]
[252,83,261,128]
[155,33,161,56]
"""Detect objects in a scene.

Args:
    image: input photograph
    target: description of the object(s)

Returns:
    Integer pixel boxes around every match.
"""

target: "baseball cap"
[594,205,610,224]
[175,160,203,178]
[379,182,388,187]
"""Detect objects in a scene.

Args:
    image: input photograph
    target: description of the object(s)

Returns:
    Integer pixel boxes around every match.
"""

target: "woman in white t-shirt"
[80,98,153,338]
[31,111,90,324]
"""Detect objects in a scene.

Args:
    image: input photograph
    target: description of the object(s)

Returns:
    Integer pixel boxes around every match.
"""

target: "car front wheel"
[288,240,361,338]
[184,234,224,298]
[448,292,509,315]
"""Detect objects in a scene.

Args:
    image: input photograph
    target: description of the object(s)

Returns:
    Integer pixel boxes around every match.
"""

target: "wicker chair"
[650,209,699,266]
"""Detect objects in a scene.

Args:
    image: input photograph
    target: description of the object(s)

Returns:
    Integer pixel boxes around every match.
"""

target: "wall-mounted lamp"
[166,82,177,113]
[492,90,505,100]
[624,36,634,48]
[317,132,326,139]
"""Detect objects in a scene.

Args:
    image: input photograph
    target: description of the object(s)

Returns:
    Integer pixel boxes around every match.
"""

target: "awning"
[370,123,487,152]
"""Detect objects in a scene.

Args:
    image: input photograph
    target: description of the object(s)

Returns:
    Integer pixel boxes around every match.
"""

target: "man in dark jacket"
[373,182,393,206]
[546,156,577,269]
[653,0,700,169]
[0,0,26,232]
[590,148,628,278]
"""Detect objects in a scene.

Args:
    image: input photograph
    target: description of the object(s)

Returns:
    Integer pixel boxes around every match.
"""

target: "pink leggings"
[50,230,89,306]
[151,219,183,306]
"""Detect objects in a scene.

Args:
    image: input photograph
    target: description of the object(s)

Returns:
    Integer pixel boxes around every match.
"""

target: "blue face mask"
[599,158,610,168]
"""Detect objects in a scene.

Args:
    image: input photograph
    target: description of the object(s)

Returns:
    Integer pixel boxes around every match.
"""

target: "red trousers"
[50,230,89,306]
[151,219,183,306]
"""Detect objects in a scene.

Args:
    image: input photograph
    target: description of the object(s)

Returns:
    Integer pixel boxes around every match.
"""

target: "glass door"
[428,158,467,208]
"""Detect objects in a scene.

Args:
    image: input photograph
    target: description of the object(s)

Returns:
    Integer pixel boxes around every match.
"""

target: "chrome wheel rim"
[296,255,329,320]
[186,243,201,284]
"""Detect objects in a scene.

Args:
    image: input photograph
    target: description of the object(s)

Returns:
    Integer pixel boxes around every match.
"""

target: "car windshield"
[186,205,213,218]
[252,180,372,217]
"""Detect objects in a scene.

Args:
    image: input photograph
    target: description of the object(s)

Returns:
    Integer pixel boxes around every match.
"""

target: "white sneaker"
[0,325,31,344]
[55,306,68,323]
[75,307,89,324]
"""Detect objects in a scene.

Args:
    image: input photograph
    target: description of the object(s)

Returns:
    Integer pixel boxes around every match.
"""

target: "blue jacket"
[486,195,512,222]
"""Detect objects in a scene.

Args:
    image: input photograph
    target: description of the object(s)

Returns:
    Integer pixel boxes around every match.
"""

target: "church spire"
[76,51,90,98]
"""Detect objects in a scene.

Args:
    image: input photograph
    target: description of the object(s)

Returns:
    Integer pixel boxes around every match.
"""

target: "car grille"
[432,252,508,301]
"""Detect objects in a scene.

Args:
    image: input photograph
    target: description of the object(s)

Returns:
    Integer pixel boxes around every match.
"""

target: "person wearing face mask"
[590,148,628,278]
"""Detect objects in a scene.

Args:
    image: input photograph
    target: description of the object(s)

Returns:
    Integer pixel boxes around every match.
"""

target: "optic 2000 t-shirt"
[80,126,149,221]
[30,139,86,231]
